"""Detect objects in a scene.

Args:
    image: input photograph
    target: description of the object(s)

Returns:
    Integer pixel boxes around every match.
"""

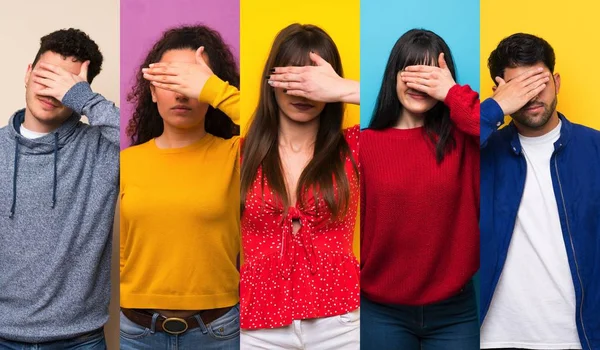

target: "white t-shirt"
[20,124,49,139]
[481,121,582,349]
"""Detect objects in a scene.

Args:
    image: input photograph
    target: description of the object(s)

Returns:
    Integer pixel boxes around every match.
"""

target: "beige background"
[0,1,120,349]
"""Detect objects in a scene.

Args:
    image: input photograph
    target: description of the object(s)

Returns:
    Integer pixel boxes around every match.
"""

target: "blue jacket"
[480,98,600,350]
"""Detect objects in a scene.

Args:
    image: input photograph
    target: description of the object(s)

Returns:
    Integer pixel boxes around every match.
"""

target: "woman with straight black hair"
[359,28,480,349]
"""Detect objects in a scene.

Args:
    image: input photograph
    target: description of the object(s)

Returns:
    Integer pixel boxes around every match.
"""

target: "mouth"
[524,103,544,113]
[406,91,429,100]
[290,102,315,111]
[38,97,58,109]
[171,105,192,113]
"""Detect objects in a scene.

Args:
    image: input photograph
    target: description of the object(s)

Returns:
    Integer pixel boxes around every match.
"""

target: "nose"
[175,92,188,101]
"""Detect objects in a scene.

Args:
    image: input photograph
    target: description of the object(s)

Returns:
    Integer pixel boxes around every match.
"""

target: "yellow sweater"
[120,75,240,309]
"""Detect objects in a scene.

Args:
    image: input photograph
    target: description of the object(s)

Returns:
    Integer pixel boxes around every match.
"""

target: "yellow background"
[481,0,600,130]
[240,0,361,257]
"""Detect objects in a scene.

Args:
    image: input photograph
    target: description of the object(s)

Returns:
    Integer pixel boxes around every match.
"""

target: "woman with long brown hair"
[239,23,360,349]
[120,25,241,349]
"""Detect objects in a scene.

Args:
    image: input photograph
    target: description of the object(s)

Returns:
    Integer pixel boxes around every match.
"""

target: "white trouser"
[241,309,360,350]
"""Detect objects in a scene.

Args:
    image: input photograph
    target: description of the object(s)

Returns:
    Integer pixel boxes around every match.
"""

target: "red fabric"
[240,126,360,329]
[360,84,480,305]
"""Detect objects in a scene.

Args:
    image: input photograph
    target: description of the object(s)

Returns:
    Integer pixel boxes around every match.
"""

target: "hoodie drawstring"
[9,136,20,219]
[52,133,58,209]
[9,133,59,218]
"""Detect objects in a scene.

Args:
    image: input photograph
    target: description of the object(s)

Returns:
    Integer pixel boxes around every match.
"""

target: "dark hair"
[368,29,456,163]
[126,25,240,145]
[241,23,357,219]
[33,28,103,83]
[488,33,555,81]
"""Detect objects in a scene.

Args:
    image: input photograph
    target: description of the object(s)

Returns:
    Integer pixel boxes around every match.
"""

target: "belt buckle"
[163,317,188,335]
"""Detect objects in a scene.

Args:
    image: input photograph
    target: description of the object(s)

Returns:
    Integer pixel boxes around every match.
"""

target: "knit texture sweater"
[360,84,480,305]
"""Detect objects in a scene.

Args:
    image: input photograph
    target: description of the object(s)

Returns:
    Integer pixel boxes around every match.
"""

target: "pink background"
[120,0,240,149]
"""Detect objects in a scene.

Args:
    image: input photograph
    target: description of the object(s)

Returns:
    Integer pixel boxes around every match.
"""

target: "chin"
[404,105,434,115]
[165,118,204,130]
[400,98,435,114]
[30,108,68,123]
[282,111,321,124]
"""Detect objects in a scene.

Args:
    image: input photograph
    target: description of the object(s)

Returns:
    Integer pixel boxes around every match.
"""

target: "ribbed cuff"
[62,81,94,115]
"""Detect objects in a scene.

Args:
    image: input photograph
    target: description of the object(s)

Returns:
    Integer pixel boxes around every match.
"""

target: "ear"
[492,85,497,92]
[150,84,157,103]
[24,64,32,87]
[553,73,561,94]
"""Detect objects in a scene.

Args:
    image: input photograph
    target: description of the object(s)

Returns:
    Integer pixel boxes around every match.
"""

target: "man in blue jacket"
[480,33,600,350]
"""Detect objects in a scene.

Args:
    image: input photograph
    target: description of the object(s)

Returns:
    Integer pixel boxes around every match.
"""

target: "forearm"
[480,98,505,147]
[340,79,360,105]
[199,74,240,125]
[62,82,120,146]
[444,84,480,137]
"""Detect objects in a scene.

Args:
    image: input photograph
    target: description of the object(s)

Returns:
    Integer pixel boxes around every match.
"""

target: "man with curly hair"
[0,28,119,348]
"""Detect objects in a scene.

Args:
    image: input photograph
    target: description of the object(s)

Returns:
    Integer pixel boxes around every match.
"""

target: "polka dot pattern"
[240,126,360,330]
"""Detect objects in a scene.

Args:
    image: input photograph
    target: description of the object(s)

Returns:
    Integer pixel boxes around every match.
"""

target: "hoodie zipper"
[553,154,591,350]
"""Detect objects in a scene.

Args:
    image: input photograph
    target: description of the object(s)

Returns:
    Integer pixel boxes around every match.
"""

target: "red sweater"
[360,84,480,305]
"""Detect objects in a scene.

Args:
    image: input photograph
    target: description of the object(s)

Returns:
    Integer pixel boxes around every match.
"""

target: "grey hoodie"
[0,82,119,342]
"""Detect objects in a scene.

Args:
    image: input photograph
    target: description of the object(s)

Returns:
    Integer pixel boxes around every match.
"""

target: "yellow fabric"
[240,0,361,258]
[200,74,240,124]
[120,75,240,309]
[481,0,600,130]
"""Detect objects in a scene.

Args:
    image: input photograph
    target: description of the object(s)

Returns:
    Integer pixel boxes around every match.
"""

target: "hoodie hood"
[5,108,82,155]
[4,108,83,218]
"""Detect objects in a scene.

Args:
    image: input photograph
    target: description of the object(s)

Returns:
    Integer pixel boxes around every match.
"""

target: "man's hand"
[32,61,89,102]
[492,68,549,115]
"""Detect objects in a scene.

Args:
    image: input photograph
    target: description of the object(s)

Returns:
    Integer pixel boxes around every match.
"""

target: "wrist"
[442,83,460,104]
[62,81,93,114]
[198,74,223,106]
[339,79,360,105]
[491,97,509,115]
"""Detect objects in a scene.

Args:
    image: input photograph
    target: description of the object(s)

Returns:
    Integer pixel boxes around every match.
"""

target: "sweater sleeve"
[480,98,505,148]
[62,81,120,146]
[199,74,240,125]
[443,84,480,138]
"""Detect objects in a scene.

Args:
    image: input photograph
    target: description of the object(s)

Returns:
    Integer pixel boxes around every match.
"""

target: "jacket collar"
[508,112,571,155]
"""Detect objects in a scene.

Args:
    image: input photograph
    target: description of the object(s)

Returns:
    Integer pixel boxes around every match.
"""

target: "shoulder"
[342,125,360,155]
[569,122,600,156]
[0,124,10,139]
[570,122,600,139]
[483,124,514,151]
[121,140,153,161]
[0,126,11,151]
[343,124,360,141]
[360,128,378,140]
[206,134,240,153]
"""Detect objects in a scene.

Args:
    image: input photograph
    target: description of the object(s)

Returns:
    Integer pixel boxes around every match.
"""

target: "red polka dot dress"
[240,125,360,330]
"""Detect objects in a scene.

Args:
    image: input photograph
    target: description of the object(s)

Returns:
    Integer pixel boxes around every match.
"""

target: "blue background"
[360,0,481,312]
[360,0,480,127]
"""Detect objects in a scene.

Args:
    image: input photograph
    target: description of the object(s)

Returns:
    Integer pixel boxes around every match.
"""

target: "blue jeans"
[120,305,240,350]
[361,280,479,350]
[0,329,105,350]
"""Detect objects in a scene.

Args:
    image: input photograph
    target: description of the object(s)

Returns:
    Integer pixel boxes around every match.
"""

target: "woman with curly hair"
[119,25,241,349]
